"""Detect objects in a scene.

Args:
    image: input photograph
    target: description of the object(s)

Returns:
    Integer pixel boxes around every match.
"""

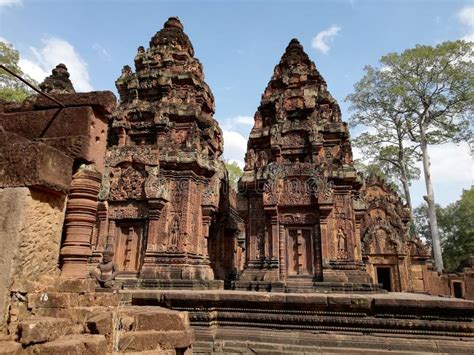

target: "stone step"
[117,330,193,352]
[120,306,190,332]
[17,316,82,346]
[0,341,21,355]
[25,334,106,355]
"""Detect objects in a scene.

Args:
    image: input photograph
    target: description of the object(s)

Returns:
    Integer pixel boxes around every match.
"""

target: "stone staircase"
[0,282,193,354]
[0,316,106,355]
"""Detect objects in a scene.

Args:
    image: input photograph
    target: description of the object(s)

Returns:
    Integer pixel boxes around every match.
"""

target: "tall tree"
[347,66,420,212]
[350,40,474,272]
[0,41,36,101]
[225,161,243,191]
[413,188,474,270]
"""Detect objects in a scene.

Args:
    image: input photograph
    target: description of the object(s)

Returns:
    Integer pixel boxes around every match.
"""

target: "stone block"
[17,317,77,345]
[0,341,22,355]
[121,306,189,331]
[118,330,193,352]
[1,106,108,172]
[26,334,106,355]
[1,107,92,140]
[0,133,73,192]
[34,91,117,115]
[0,187,66,330]
[75,293,120,307]
[27,293,70,309]
[86,312,113,337]
[56,279,96,293]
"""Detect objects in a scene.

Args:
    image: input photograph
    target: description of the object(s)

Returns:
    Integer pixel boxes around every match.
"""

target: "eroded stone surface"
[39,64,75,94]
[17,317,77,345]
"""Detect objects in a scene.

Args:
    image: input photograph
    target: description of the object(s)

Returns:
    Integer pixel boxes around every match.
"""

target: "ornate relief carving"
[109,164,146,201]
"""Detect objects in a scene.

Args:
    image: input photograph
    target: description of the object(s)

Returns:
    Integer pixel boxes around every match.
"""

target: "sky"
[1,0,472,207]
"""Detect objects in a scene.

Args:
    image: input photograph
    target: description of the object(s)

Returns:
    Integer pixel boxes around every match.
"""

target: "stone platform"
[118,277,224,290]
[122,290,474,354]
[233,279,382,293]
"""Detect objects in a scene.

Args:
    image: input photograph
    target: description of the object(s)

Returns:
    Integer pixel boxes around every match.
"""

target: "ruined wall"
[0,187,65,330]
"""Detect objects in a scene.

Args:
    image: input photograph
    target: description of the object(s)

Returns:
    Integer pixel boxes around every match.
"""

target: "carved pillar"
[279,223,286,281]
[107,219,117,249]
[96,201,108,251]
[201,206,215,256]
[319,219,329,263]
[270,215,279,260]
[146,199,166,252]
[60,168,102,278]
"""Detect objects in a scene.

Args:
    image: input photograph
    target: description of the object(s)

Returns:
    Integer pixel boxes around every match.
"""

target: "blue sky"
[1,0,472,207]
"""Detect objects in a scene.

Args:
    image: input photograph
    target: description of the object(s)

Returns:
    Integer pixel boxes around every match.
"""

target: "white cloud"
[19,37,93,92]
[458,6,474,42]
[18,58,48,81]
[0,36,10,43]
[0,0,22,7]
[223,130,247,168]
[311,25,341,54]
[92,43,111,61]
[233,115,254,126]
[422,142,472,184]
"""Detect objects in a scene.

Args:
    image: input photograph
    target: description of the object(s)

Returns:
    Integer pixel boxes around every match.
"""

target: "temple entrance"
[286,228,313,276]
[453,281,464,298]
[376,266,392,291]
[114,221,145,273]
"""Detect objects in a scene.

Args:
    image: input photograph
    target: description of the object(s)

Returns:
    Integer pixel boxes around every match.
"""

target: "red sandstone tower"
[93,17,234,288]
[236,39,376,292]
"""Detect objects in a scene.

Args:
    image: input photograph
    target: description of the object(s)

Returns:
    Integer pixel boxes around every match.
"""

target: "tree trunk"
[420,127,444,272]
[398,142,413,214]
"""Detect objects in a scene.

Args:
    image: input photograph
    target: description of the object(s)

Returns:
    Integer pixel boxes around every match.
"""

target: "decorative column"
[60,168,102,278]
[95,201,108,251]
[201,206,215,256]
[279,223,286,281]
[270,215,279,261]
[141,199,166,274]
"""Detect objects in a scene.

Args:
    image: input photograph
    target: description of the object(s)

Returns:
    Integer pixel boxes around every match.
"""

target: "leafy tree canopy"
[0,41,37,102]
[413,187,474,271]
[225,161,243,191]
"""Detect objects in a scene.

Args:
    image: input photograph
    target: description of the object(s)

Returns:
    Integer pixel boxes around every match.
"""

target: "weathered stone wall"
[0,187,66,331]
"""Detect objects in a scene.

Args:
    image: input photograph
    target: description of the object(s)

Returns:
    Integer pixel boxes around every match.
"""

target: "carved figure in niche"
[170,219,180,248]
[244,149,256,171]
[89,250,118,288]
[121,65,132,78]
[337,227,347,254]
[320,103,332,121]
[375,228,387,253]
[171,129,187,145]
[256,150,268,168]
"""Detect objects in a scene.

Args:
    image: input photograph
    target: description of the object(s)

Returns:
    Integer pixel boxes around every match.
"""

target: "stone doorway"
[114,221,145,273]
[452,281,464,298]
[376,266,392,291]
[286,228,313,277]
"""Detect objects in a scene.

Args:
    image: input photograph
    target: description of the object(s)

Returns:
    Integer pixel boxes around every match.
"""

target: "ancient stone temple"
[236,39,374,292]
[92,17,238,288]
[360,173,430,292]
[1,17,474,355]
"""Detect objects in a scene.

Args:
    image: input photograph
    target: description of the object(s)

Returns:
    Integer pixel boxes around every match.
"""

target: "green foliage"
[225,161,243,191]
[0,41,36,102]
[413,188,474,270]
[354,159,400,193]
[348,40,474,271]
[346,57,421,209]
[380,40,474,145]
